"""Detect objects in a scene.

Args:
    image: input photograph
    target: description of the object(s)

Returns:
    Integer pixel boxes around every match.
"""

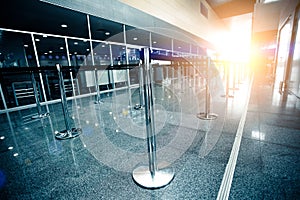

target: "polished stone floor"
[0,73,299,199]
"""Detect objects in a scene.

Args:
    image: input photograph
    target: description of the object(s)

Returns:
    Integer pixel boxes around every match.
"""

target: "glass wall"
[290,8,300,97]
[0,0,205,110]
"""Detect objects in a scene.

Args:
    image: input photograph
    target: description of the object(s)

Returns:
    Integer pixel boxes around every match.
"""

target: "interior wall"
[119,0,228,46]
[253,1,283,33]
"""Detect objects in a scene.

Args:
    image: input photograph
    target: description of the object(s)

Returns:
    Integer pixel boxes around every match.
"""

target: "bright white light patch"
[251,130,265,140]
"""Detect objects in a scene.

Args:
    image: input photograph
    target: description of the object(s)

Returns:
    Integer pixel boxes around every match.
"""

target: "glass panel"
[290,9,300,96]
[275,20,292,89]
[34,35,68,67]
[90,15,124,43]
[0,1,89,38]
[173,39,190,53]
[151,33,172,50]
[92,42,111,66]
[126,26,150,46]
[0,31,35,68]
[111,44,126,65]
[67,39,91,67]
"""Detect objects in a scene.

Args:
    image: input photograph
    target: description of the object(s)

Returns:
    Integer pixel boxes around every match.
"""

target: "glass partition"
[111,44,127,65]
[92,42,111,66]
[34,35,68,67]
[90,15,124,43]
[67,39,91,66]
[151,32,172,50]
[0,31,34,68]
[126,27,150,46]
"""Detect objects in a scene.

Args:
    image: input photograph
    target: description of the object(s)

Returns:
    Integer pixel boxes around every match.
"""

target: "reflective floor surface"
[0,74,299,199]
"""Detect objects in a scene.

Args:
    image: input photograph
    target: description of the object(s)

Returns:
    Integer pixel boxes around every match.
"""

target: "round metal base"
[94,100,104,104]
[197,112,218,120]
[132,165,174,189]
[134,104,143,110]
[221,94,234,98]
[31,112,50,119]
[55,128,82,140]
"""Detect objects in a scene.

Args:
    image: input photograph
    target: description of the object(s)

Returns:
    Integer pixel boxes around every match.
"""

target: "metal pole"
[132,48,174,189]
[94,68,103,104]
[31,72,49,119]
[55,64,81,140]
[134,63,144,110]
[197,57,217,120]
[0,83,8,110]
[222,61,234,98]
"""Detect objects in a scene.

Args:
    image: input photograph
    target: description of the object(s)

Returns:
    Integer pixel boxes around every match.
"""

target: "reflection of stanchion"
[134,63,144,110]
[197,57,218,120]
[31,72,50,119]
[55,64,81,140]
[94,68,103,104]
[132,48,174,189]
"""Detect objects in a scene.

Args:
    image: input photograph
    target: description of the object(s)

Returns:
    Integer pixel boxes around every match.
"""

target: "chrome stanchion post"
[94,68,103,104]
[197,57,218,120]
[31,71,49,119]
[221,61,234,98]
[55,64,81,140]
[132,48,174,189]
[134,63,144,110]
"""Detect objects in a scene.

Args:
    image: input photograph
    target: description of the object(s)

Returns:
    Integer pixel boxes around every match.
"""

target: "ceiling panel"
[207,0,256,18]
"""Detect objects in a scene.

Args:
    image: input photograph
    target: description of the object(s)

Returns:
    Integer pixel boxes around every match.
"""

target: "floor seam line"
[216,76,254,200]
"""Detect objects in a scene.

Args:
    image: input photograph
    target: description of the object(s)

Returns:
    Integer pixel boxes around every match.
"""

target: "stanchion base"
[55,128,82,140]
[134,104,143,110]
[31,112,50,119]
[132,165,174,189]
[94,100,104,104]
[197,112,218,120]
[221,94,234,98]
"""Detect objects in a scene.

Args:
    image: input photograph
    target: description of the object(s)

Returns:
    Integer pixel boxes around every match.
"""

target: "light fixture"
[74,42,78,45]
[60,47,64,50]
[86,48,90,51]
[133,37,138,41]
[43,34,48,38]
[74,52,77,55]
[153,41,157,44]
[44,52,48,55]
[35,39,40,42]
[101,44,105,47]
[61,24,68,28]
[24,44,29,47]
[105,32,110,36]
[49,51,52,53]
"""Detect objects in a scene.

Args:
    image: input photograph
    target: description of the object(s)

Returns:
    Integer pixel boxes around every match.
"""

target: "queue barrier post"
[31,72,50,119]
[134,63,145,110]
[221,61,234,98]
[94,68,103,104]
[197,57,218,120]
[54,64,81,140]
[132,48,174,189]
